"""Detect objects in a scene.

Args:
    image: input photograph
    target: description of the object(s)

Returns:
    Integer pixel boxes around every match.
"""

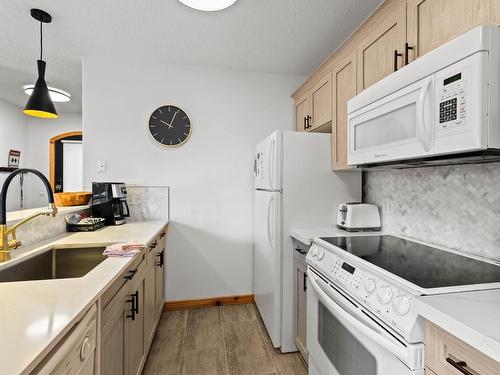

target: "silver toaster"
[336,202,381,232]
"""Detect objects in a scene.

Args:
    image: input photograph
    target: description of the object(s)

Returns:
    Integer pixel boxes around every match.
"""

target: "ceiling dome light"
[24,85,71,103]
[178,0,238,11]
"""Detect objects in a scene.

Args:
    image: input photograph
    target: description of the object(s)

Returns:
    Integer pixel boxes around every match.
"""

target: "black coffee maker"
[92,182,130,225]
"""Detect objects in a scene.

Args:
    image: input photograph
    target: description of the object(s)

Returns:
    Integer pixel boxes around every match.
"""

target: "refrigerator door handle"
[267,195,275,249]
[268,139,275,190]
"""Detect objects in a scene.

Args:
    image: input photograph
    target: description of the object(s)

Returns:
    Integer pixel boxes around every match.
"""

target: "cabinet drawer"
[426,321,500,375]
[101,255,144,314]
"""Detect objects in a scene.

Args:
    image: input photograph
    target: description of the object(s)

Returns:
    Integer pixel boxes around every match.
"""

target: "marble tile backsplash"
[363,163,500,261]
[127,185,170,222]
[15,208,89,247]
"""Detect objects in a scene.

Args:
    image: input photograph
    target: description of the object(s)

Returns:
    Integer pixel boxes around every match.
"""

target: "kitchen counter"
[291,226,500,364]
[0,220,168,375]
[290,227,383,245]
[415,290,500,363]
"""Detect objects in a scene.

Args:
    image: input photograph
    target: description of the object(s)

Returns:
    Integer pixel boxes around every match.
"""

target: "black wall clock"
[148,105,191,147]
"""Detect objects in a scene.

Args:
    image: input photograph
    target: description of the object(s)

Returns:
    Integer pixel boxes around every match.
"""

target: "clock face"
[148,105,191,147]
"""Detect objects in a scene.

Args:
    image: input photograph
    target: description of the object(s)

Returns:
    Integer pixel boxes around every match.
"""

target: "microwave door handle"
[309,275,409,363]
[416,79,433,152]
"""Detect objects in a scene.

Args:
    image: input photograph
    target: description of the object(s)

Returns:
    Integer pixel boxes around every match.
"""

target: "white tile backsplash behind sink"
[126,185,170,222]
[363,163,500,261]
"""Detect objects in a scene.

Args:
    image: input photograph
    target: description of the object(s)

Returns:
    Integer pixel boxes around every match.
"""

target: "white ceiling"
[0,0,383,113]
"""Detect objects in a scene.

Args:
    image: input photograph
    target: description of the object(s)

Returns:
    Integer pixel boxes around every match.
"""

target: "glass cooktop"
[319,235,500,289]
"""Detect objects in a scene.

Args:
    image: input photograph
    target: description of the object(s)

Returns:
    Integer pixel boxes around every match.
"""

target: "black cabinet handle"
[303,116,307,130]
[295,246,307,256]
[125,269,137,280]
[303,273,308,292]
[394,50,402,72]
[306,115,312,129]
[126,294,136,320]
[446,358,474,375]
[404,43,414,66]
[133,291,139,314]
[157,251,164,267]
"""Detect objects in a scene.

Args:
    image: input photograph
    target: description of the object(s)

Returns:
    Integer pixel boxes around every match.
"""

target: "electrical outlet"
[96,160,107,173]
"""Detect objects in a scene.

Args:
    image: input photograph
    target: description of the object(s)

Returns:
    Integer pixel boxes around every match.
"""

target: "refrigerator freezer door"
[254,131,282,191]
[253,189,282,348]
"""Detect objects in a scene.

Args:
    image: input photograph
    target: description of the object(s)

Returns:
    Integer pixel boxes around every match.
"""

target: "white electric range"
[306,234,500,375]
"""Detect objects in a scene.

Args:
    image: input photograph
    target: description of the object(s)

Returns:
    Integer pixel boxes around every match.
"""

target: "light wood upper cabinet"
[408,0,493,59]
[357,4,406,91]
[295,93,310,132]
[493,0,500,25]
[332,51,357,170]
[310,71,332,131]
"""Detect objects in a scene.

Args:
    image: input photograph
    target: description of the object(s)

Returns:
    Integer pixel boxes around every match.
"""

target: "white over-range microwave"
[347,25,500,167]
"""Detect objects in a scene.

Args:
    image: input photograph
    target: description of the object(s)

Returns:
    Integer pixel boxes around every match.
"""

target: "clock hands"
[169,110,180,127]
[160,120,173,129]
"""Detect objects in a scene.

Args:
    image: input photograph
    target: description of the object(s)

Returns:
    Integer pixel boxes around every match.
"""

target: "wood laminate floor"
[143,303,308,375]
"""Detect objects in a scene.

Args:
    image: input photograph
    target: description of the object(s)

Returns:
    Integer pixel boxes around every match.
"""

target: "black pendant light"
[24,9,58,119]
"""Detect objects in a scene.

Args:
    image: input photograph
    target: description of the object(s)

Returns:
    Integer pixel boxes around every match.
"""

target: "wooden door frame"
[49,131,82,191]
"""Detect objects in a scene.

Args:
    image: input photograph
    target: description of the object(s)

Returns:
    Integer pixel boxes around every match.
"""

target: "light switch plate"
[96,160,106,172]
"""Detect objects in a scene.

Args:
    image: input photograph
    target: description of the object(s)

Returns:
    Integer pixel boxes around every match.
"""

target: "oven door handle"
[309,275,409,363]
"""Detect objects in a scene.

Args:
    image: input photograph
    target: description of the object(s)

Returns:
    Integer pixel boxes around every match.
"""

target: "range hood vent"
[358,150,500,170]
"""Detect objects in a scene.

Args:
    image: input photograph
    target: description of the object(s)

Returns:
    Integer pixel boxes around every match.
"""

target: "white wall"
[24,113,82,208]
[83,57,305,301]
[0,99,27,211]
[0,97,82,210]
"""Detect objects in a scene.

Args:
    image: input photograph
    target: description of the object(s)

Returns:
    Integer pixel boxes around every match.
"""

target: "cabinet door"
[295,260,308,361]
[493,0,500,25]
[295,93,310,132]
[125,273,146,375]
[357,4,406,91]
[144,250,157,350]
[332,51,357,170]
[310,71,332,130]
[156,248,165,318]
[407,0,492,59]
[101,288,128,375]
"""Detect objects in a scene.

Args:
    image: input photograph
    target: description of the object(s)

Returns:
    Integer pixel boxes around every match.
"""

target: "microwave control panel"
[438,72,466,131]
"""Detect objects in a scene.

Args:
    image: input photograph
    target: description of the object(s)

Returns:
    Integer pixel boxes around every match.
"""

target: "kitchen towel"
[103,242,146,257]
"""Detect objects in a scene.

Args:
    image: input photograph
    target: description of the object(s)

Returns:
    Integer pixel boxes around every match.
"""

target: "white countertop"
[290,226,500,364]
[290,227,382,245]
[416,290,500,363]
[0,220,168,375]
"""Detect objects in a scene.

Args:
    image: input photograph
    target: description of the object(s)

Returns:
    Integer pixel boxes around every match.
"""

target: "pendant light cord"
[39,20,43,60]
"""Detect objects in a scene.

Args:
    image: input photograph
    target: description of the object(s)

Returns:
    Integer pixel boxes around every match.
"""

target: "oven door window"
[318,301,376,375]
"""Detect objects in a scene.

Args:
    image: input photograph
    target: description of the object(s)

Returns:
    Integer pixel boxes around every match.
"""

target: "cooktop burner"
[319,235,500,289]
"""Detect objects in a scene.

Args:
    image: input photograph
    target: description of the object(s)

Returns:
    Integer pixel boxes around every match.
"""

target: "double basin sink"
[0,247,107,282]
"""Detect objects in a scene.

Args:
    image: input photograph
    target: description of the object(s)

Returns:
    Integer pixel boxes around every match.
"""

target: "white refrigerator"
[253,131,361,352]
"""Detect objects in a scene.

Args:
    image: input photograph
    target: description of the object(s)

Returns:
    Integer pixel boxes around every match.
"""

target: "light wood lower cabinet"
[426,321,500,375]
[101,285,127,375]
[144,248,158,350]
[100,226,167,375]
[294,253,308,362]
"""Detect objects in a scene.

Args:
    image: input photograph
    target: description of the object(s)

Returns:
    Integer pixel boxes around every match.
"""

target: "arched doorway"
[49,131,83,192]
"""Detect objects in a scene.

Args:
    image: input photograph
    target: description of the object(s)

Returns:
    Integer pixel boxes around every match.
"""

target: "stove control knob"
[317,249,325,261]
[364,278,376,293]
[377,286,393,304]
[392,294,411,316]
[310,247,319,258]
